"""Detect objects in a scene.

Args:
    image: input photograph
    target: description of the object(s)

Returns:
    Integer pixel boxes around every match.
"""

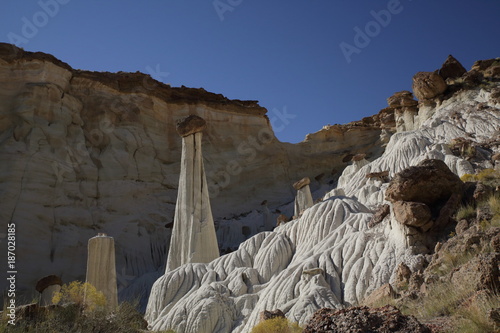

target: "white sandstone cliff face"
[0,44,387,303]
[145,84,499,332]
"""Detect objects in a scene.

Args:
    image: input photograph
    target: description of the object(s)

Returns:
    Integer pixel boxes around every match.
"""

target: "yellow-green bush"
[52,281,106,311]
[460,168,500,186]
[251,317,302,333]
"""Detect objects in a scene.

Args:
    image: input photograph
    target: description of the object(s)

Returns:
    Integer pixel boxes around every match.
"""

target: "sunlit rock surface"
[0,43,387,302]
[146,78,500,332]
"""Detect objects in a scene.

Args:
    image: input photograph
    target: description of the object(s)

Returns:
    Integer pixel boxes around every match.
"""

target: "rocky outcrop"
[393,201,432,230]
[35,275,62,306]
[439,55,467,81]
[259,309,285,322]
[387,91,418,108]
[412,71,447,101]
[165,115,219,272]
[303,306,431,333]
[385,159,463,206]
[293,177,313,217]
[385,159,464,246]
[368,204,390,228]
[85,234,118,310]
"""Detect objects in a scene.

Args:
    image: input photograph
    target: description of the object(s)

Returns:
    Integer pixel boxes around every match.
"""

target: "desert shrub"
[52,281,106,312]
[1,283,147,333]
[251,317,302,333]
[461,168,500,187]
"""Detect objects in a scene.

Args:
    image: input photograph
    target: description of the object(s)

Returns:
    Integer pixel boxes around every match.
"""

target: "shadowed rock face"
[439,55,467,81]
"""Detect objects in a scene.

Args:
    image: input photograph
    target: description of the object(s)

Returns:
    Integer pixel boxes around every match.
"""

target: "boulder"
[368,204,390,228]
[259,309,285,322]
[36,275,63,306]
[451,253,500,293]
[385,159,463,207]
[276,214,290,227]
[462,70,483,86]
[292,177,311,190]
[393,201,432,229]
[352,153,367,162]
[412,71,447,100]
[176,114,207,137]
[394,262,412,290]
[303,305,431,333]
[362,283,397,307]
[438,55,466,81]
[366,170,390,182]
[387,91,418,108]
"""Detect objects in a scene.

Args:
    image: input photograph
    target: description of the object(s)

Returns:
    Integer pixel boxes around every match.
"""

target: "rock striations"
[166,115,219,272]
[0,43,391,302]
[0,44,499,332]
[145,55,500,332]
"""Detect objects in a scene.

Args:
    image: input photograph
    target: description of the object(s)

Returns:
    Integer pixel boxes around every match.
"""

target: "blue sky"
[1,0,499,143]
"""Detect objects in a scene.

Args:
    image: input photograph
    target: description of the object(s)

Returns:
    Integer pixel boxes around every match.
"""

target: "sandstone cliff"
[0,43,388,302]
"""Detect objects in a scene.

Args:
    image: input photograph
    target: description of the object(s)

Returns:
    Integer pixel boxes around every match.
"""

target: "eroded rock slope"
[145,57,500,332]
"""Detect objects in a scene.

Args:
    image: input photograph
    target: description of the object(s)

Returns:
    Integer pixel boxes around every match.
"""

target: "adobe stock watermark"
[7,0,71,47]
[340,0,411,64]
[213,0,243,21]
[207,106,295,197]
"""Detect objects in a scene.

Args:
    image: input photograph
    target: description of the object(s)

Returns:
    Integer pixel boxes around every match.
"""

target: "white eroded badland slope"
[146,85,500,332]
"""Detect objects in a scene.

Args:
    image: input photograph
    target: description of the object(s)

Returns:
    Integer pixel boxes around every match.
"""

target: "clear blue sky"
[1,0,499,143]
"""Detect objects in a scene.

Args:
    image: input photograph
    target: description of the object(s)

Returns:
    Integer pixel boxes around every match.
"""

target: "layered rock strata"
[0,43,389,300]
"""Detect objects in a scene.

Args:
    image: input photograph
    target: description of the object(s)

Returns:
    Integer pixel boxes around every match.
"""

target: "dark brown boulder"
[438,55,466,81]
[35,275,63,293]
[387,91,418,108]
[259,309,285,322]
[303,305,431,333]
[368,204,390,228]
[412,71,447,100]
[393,201,432,229]
[176,114,207,137]
[385,159,463,207]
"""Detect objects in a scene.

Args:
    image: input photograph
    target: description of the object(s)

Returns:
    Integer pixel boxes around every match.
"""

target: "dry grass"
[454,292,500,333]
[251,317,303,333]
[456,204,476,221]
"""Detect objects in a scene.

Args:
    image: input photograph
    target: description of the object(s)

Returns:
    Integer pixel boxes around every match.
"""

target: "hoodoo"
[165,115,219,272]
[85,234,118,310]
[293,177,313,217]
